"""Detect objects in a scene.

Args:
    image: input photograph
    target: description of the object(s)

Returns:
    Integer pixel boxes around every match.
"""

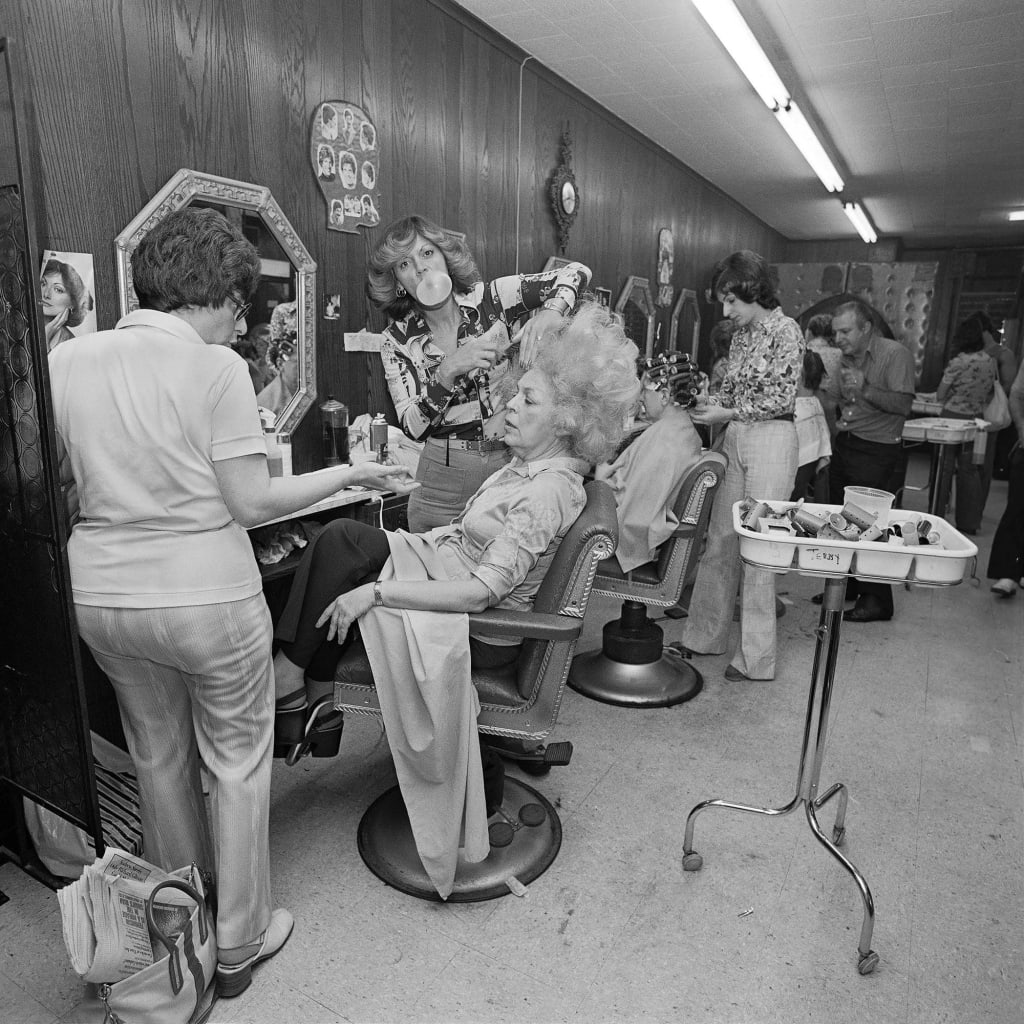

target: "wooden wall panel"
[9,0,789,470]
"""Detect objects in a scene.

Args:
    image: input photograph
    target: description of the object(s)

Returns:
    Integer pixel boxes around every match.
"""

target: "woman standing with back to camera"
[367,214,591,531]
[683,250,803,682]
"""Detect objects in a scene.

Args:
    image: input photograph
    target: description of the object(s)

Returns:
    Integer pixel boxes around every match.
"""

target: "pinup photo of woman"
[40,250,96,351]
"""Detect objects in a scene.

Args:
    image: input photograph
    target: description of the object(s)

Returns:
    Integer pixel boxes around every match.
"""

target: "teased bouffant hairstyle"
[42,259,94,328]
[266,301,297,368]
[131,207,260,313]
[711,250,780,310]
[533,300,641,464]
[952,316,986,354]
[366,214,481,320]
[806,313,835,343]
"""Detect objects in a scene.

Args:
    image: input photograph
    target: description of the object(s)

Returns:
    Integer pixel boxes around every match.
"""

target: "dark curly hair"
[806,313,835,343]
[710,250,780,310]
[366,215,481,320]
[131,207,260,313]
[952,316,986,354]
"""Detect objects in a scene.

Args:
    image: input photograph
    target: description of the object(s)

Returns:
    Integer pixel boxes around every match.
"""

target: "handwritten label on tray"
[802,547,845,568]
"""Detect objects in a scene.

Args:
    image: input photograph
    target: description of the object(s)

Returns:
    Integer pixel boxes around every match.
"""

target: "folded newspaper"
[58,848,201,984]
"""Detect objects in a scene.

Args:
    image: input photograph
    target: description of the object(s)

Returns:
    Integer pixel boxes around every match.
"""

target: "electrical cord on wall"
[514,54,535,275]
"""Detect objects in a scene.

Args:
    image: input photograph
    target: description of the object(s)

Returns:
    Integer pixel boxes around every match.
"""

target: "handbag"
[983,380,1011,432]
[98,869,217,1024]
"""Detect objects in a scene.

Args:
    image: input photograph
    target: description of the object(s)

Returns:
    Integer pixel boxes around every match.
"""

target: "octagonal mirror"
[614,275,656,359]
[115,169,317,436]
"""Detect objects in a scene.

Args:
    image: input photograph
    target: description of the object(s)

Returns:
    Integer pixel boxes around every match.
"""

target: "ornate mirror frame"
[669,288,701,361]
[114,168,317,437]
[614,275,656,358]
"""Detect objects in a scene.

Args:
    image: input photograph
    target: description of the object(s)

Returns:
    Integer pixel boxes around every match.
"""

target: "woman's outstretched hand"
[348,462,420,493]
[317,583,375,642]
[512,308,563,368]
[689,400,735,426]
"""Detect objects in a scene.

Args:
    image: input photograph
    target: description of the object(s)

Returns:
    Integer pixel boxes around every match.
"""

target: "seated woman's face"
[41,272,73,319]
[504,368,565,461]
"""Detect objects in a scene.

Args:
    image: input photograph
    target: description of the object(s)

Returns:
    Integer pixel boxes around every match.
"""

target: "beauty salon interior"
[2,2,1023,1023]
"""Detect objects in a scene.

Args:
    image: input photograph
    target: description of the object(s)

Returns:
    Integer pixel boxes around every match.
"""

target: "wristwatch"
[373,581,384,607]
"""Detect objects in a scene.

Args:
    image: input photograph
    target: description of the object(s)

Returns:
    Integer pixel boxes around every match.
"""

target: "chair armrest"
[467,608,584,641]
[669,523,698,539]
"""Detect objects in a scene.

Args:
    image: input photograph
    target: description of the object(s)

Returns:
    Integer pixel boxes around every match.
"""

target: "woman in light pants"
[686,251,803,681]
[49,207,412,999]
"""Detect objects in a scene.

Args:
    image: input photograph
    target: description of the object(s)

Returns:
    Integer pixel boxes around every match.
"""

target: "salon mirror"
[115,169,317,436]
[614,275,656,359]
[669,288,701,361]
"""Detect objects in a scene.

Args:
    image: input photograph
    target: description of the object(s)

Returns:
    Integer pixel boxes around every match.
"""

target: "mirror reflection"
[115,170,317,435]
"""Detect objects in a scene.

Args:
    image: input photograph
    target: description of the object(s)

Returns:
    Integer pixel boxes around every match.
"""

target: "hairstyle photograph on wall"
[324,293,341,320]
[310,99,381,234]
[594,287,612,308]
[40,249,97,352]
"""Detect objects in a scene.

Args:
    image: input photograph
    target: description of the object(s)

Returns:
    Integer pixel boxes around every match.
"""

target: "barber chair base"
[357,777,562,903]
[569,647,704,708]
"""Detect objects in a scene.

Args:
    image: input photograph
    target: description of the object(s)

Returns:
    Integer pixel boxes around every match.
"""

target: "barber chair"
[568,452,726,708]
[331,480,618,902]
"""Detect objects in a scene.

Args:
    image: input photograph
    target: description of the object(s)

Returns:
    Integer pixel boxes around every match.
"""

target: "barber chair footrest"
[568,648,704,708]
[357,777,562,903]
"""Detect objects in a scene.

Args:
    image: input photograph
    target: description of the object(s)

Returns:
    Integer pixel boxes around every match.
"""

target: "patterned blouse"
[380,263,590,442]
[940,350,996,416]
[710,306,804,423]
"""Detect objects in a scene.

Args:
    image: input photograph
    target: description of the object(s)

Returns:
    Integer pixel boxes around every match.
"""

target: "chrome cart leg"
[805,800,878,974]
[682,577,879,973]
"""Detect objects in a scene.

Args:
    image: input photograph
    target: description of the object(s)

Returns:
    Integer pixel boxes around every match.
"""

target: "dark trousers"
[830,433,904,616]
[988,443,1024,582]
[274,517,511,811]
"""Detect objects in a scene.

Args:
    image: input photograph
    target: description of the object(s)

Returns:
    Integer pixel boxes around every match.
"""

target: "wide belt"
[441,436,508,452]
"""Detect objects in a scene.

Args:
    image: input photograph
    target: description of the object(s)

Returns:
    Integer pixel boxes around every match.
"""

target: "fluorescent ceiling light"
[1009,211,1024,222]
[691,0,787,108]
[774,101,844,193]
[843,202,878,244]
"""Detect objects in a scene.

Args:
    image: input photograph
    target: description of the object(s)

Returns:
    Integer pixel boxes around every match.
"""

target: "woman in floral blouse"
[367,216,590,531]
[935,316,997,533]
[682,251,803,681]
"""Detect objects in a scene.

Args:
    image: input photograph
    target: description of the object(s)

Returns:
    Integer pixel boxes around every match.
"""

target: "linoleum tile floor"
[2,456,1021,1024]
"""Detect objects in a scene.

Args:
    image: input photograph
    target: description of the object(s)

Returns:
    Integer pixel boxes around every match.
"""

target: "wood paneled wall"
[9,0,785,470]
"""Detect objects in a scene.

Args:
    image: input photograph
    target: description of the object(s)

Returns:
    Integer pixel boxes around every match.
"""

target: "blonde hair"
[366,215,480,319]
[534,301,641,464]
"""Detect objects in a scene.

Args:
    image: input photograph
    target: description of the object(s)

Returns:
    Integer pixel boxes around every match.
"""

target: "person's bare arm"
[213,456,417,528]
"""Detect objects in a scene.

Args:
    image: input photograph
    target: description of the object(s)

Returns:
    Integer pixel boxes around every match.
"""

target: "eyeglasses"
[230,296,252,323]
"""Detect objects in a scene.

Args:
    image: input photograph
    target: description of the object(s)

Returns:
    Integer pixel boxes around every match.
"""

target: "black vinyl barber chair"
[331,480,618,902]
[568,452,726,708]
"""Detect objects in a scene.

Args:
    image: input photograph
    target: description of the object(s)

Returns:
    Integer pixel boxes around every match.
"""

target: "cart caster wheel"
[832,826,845,846]
[682,852,703,872]
[857,950,879,975]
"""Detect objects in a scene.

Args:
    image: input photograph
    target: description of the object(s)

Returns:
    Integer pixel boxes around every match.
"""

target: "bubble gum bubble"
[416,271,453,308]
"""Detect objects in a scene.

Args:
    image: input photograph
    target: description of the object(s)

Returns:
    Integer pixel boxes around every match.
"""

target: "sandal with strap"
[274,696,344,764]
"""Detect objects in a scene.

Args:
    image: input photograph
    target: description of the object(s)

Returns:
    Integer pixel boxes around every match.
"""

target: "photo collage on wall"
[310,100,382,234]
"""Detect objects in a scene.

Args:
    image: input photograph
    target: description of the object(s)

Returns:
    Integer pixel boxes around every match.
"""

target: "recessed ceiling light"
[1009,211,1024,221]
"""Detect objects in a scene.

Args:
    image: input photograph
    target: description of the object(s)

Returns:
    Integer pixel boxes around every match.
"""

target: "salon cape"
[358,530,489,899]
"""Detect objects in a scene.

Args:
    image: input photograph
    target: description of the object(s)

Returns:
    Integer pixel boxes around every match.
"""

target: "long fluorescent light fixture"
[1009,211,1024,222]
[693,0,845,193]
[842,202,878,244]
[773,101,844,192]
[691,0,787,108]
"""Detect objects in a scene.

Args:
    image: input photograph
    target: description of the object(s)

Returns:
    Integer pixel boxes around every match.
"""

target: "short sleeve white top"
[49,310,267,607]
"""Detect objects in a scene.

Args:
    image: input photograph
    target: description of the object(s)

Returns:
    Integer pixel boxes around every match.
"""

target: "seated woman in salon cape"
[596,352,703,572]
[271,301,641,897]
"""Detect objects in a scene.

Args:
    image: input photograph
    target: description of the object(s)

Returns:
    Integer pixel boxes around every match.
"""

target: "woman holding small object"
[682,250,803,682]
[367,214,591,532]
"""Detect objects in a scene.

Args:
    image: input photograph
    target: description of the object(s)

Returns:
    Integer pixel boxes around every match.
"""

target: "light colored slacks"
[683,420,798,680]
[75,595,274,949]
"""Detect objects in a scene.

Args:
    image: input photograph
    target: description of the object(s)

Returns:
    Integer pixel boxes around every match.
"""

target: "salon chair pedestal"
[358,777,561,902]
[569,599,703,708]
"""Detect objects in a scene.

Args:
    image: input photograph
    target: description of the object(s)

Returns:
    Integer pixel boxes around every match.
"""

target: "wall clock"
[549,127,580,254]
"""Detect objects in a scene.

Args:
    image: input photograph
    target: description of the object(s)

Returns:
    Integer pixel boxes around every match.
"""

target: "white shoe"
[990,579,1017,598]
[216,909,294,998]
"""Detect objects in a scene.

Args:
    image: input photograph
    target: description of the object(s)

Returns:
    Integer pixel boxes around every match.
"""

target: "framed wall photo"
[594,287,612,308]
[543,255,572,273]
